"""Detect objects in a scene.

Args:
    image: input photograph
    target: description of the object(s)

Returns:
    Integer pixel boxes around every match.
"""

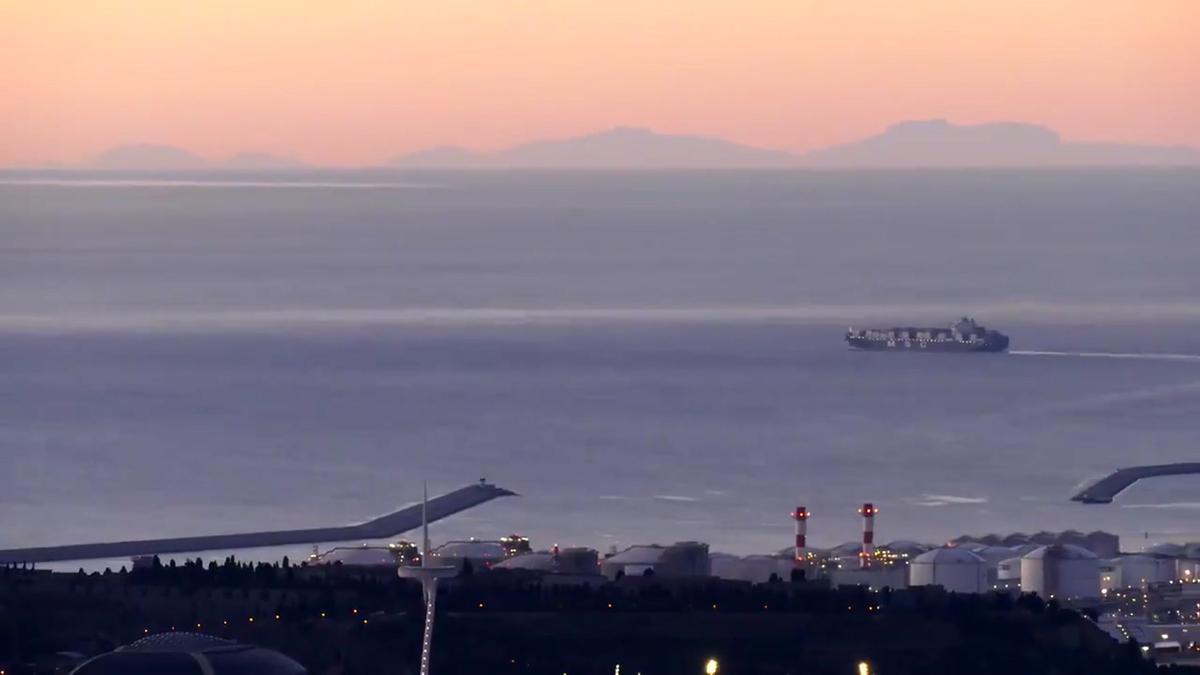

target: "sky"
[2,0,1198,167]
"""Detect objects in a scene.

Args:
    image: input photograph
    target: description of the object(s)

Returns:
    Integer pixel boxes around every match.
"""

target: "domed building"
[432,539,509,570]
[1147,542,1186,557]
[973,545,1018,565]
[494,547,600,575]
[71,633,306,674]
[1108,553,1177,588]
[1020,544,1100,600]
[909,548,987,593]
[709,553,792,583]
[311,545,397,567]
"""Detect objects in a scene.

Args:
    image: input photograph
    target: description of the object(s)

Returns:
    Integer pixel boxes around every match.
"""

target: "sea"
[2,168,1199,568]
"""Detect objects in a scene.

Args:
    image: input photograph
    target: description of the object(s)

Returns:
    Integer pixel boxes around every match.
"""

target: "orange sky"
[2,0,1198,166]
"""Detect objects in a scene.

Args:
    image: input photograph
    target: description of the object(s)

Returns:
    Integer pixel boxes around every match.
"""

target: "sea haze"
[2,169,1199,567]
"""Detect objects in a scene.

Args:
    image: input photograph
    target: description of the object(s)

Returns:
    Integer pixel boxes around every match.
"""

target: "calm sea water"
[3,169,1200,566]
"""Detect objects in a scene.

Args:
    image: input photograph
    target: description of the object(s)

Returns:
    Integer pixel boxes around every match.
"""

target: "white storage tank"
[996,557,1022,581]
[709,553,746,581]
[601,542,709,579]
[909,548,987,593]
[1113,554,1176,588]
[1021,544,1100,600]
[1099,560,1120,594]
[710,554,792,583]
[1177,558,1200,581]
[973,546,1018,584]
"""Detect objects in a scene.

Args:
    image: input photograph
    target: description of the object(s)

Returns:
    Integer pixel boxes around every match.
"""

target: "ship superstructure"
[846,317,1009,352]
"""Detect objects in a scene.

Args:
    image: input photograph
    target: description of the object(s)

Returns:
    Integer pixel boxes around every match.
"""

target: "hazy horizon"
[6,120,1200,171]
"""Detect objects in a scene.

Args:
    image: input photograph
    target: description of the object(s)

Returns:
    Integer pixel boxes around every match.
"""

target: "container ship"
[846,317,1009,353]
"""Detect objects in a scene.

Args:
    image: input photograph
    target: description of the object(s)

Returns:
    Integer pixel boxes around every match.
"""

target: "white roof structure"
[604,545,665,565]
[1023,544,1098,560]
[494,552,556,571]
[912,548,985,565]
[313,546,396,567]
[433,540,507,561]
[1147,543,1186,557]
[884,540,931,556]
[73,633,305,675]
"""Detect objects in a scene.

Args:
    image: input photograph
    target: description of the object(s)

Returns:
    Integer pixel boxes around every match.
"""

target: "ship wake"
[1011,350,1200,363]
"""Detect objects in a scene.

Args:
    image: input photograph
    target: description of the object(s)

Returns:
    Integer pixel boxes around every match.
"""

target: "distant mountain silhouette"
[222,152,307,170]
[91,144,207,170]
[803,119,1200,168]
[36,123,1200,171]
[395,127,795,168]
[391,145,483,168]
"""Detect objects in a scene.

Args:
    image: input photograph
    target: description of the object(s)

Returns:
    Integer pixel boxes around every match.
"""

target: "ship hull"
[846,335,1009,353]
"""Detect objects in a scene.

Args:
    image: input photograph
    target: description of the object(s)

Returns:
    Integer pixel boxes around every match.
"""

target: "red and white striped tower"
[792,506,809,567]
[858,503,877,569]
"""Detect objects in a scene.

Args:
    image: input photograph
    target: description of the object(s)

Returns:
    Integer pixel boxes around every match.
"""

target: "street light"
[857,661,873,675]
[705,658,719,675]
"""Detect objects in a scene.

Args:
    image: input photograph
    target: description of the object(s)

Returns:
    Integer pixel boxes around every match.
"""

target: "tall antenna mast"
[399,481,464,675]
[422,481,430,567]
